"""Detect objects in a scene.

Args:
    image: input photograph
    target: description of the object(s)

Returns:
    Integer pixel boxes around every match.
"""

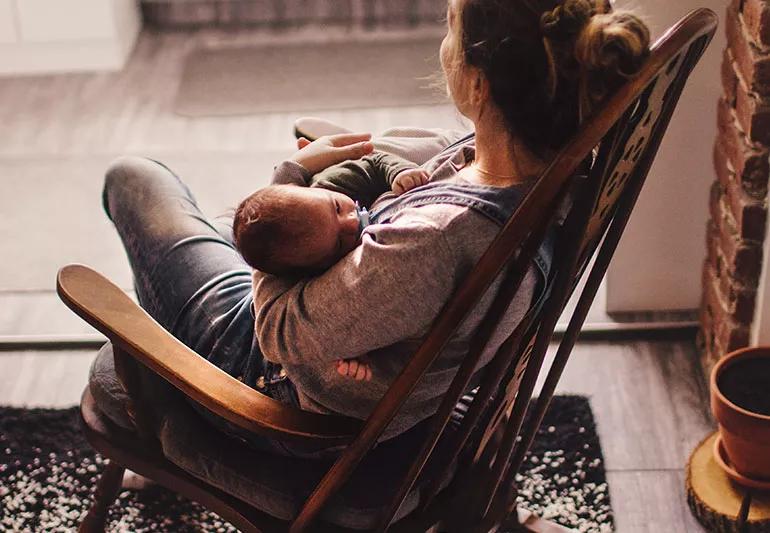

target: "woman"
[92,0,649,452]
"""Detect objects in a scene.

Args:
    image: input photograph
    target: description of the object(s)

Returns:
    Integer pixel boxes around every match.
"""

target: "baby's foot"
[336,358,372,381]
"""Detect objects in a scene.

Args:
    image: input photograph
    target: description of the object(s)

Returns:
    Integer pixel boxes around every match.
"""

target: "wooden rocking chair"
[57,9,716,532]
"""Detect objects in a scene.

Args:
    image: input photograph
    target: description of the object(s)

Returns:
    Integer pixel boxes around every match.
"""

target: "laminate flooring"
[0,25,694,343]
[0,27,710,531]
[0,26,471,343]
[0,338,712,532]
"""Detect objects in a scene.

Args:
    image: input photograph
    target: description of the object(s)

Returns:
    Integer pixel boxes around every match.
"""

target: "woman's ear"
[469,69,490,113]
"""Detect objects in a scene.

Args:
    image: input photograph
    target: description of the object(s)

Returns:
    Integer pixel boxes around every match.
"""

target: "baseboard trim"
[140,0,445,29]
[0,39,129,76]
[0,320,699,351]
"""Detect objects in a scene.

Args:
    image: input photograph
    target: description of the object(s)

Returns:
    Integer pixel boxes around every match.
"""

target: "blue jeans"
[102,156,301,453]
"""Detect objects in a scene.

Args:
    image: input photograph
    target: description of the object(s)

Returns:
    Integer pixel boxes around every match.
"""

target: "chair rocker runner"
[57,9,717,532]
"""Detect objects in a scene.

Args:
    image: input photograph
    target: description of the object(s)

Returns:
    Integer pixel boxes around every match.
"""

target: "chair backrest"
[448,12,718,527]
[291,8,717,532]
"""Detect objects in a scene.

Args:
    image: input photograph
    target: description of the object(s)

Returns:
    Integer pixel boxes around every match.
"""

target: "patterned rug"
[0,395,613,532]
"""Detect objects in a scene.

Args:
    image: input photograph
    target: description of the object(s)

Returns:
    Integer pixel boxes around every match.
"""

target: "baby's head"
[234,185,363,275]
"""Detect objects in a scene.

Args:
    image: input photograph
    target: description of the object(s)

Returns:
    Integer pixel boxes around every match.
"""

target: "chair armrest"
[57,264,360,444]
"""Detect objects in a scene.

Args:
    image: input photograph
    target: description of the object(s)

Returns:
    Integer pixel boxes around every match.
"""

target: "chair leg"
[78,461,125,533]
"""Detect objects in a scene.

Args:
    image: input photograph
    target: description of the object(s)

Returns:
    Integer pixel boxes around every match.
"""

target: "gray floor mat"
[175,37,448,116]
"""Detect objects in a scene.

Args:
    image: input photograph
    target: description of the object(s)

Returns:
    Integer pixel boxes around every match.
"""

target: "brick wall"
[700,0,770,373]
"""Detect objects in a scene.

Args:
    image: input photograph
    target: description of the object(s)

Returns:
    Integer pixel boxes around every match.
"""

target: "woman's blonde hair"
[458,0,650,156]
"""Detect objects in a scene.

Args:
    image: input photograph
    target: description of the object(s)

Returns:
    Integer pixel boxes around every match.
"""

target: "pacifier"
[355,201,370,236]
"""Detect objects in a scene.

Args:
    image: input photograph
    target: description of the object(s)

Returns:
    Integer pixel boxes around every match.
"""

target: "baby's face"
[282,187,362,270]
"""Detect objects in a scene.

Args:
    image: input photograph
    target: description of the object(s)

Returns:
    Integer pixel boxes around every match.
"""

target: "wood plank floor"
[0,27,711,532]
[0,338,712,532]
[0,25,694,337]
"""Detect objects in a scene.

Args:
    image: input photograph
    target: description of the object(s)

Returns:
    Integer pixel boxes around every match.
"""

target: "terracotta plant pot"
[710,346,770,482]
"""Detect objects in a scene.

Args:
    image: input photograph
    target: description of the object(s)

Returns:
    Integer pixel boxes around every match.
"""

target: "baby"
[234,152,430,381]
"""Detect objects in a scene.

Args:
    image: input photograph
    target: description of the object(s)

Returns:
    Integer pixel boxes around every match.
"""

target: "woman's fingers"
[334,140,374,160]
[327,132,372,147]
[355,362,368,381]
[290,134,373,174]
[297,137,312,149]
[328,133,374,162]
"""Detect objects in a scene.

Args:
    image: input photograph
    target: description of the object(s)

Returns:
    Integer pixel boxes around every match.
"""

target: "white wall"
[0,1,19,44]
[605,0,725,312]
[0,0,141,75]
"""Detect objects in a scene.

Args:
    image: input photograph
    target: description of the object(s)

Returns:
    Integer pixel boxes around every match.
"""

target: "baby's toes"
[337,361,349,376]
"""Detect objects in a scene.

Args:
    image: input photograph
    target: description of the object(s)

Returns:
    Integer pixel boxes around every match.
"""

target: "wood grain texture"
[687,432,770,533]
[0,27,463,299]
[56,264,361,443]
[0,15,721,533]
[0,350,93,406]
[0,28,462,159]
[1,25,691,329]
[0,339,714,532]
[608,470,707,533]
[0,153,293,292]
[293,14,719,526]
[550,338,715,471]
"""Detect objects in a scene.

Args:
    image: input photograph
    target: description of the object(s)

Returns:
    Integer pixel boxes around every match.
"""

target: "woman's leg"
[102,156,257,379]
[101,157,335,458]
[293,117,470,165]
[373,127,470,165]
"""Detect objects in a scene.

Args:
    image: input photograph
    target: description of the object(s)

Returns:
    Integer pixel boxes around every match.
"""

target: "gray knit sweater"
[252,139,537,439]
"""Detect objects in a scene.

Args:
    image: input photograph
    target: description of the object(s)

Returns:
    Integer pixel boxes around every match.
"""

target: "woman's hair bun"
[575,8,650,79]
[540,0,597,42]
[540,0,650,106]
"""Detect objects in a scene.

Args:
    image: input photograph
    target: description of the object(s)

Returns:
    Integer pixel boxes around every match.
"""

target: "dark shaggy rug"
[0,395,613,532]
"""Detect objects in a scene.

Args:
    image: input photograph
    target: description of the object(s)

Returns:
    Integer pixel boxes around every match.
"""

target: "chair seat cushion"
[89,343,460,530]
[159,400,456,530]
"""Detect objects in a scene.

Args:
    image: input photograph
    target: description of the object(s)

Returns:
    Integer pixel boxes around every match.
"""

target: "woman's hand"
[290,133,374,174]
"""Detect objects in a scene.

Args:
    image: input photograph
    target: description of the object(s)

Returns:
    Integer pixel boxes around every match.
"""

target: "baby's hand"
[392,168,430,195]
[335,358,372,381]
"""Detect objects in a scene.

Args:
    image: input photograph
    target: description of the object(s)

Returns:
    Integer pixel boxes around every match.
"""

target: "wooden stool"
[687,432,770,532]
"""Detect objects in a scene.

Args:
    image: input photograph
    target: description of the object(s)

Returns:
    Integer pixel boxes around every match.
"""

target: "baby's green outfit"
[308,152,420,208]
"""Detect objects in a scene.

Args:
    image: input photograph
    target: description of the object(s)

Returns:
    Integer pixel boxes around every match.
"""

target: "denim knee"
[102,156,161,221]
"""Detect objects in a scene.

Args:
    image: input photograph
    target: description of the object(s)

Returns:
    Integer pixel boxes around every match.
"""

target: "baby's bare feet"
[336,358,372,381]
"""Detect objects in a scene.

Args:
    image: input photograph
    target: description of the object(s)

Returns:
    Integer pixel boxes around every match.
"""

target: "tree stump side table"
[687,432,770,532]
